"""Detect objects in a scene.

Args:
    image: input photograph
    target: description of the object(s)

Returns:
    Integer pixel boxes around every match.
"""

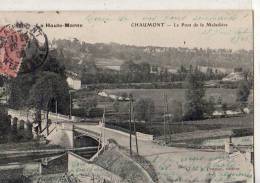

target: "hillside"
[50,39,253,74]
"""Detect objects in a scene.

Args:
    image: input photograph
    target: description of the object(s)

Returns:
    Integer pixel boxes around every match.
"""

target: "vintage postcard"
[0,11,253,183]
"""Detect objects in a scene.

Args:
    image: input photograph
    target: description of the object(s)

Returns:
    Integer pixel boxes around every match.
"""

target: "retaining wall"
[68,151,125,183]
[0,162,41,181]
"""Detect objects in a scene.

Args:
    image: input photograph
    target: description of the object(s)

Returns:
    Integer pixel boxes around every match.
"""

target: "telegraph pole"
[132,104,139,155]
[163,93,167,144]
[98,106,105,152]
[165,94,171,142]
[102,106,106,145]
[129,97,133,156]
[163,93,171,144]
[56,100,58,115]
[69,91,72,119]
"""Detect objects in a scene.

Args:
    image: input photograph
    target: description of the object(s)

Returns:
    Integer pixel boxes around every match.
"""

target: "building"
[150,65,162,74]
[222,72,245,82]
[65,71,81,90]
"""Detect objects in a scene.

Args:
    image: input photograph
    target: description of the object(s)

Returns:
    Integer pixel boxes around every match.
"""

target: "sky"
[0,10,253,50]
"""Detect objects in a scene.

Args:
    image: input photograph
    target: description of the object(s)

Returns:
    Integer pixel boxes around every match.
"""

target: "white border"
[0,0,252,10]
[253,0,259,182]
[0,0,258,182]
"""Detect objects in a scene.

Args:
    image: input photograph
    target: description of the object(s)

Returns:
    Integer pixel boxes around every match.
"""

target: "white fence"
[101,126,154,141]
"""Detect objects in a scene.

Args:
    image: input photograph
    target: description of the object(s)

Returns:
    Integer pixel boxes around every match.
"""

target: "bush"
[72,108,87,117]
[72,107,103,118]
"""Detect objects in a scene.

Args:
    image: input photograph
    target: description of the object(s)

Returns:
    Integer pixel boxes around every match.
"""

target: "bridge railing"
[89,140,109,162]
[40,111,82,122]
[8,108,81,122]
[73,125,108,162]
[7,108,35,120]
[73,126,101,138]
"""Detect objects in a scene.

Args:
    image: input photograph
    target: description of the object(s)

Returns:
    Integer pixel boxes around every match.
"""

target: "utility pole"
[69,91,72,119]
[102,106,106,145]
[46,111,49,135]
[129,97,133,156]
[91,174,95,183]
[163,93,167,144]
[132,103,139,155]
[163,93,171,144]
[52,99,57,131]
[56,100,58,115]
[165,94,171,142]
[98,106,106,153]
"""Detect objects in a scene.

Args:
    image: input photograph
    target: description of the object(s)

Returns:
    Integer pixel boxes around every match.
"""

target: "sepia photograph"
[0,10,254,183]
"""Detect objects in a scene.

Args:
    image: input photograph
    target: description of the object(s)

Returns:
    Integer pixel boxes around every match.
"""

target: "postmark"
[0,22,49,77]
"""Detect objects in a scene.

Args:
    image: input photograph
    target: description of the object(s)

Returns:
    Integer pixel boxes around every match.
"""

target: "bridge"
[6,108,166,156]
[8,108,251,157]
[7,109,103,149]
[7,108,76,125]
[7,108,252,183]
[5,108,107,167]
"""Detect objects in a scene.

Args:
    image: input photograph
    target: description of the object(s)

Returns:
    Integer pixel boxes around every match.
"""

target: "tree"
[0,105,10,143]
[113,99,120,112]
[169,100,183,122]
[27,72,70,132]
[9,49,67,110]
[222,103,228,115]
[206,67,214,80]
[236,80,251,107]
[177,65,188,81]
[81,60,99,84]
[205,96,216,117]
[183,69,206,120]
[139,62,151,82]
[134,98,155,126]
[76,96,97,116]
[9,74,36,109]
[120,60,142,83]
[0,76,4,87]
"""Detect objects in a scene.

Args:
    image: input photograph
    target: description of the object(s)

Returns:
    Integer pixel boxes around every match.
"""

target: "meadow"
[104,88,253,112]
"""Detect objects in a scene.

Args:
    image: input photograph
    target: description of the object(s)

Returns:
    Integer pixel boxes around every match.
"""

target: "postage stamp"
[0,22,49,77]
[0,25,28,77]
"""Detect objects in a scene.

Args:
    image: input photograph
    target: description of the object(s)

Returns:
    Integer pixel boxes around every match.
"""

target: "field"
[104,88,253,112]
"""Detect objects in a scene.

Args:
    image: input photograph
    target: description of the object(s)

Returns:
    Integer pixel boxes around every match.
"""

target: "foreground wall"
[0,162,41,182]
[68,151,125,183]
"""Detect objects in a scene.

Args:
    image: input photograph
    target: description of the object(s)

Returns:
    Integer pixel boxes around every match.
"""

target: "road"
[75,123,227,183]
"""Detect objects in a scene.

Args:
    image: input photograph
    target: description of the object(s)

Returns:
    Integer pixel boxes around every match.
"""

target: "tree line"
[109,67,251,134]
[81,60,227,85]
[52,39,253,71]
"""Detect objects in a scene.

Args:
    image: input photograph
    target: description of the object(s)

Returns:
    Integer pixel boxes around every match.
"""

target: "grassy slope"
[95,144,153,183]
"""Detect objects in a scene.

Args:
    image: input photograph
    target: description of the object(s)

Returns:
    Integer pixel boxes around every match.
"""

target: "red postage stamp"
[0,25,28,77]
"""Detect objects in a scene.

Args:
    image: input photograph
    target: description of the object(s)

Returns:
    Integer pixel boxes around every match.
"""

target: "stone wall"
[41,153,68,175]
[0,162,41,181]
[68,151,125,183]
